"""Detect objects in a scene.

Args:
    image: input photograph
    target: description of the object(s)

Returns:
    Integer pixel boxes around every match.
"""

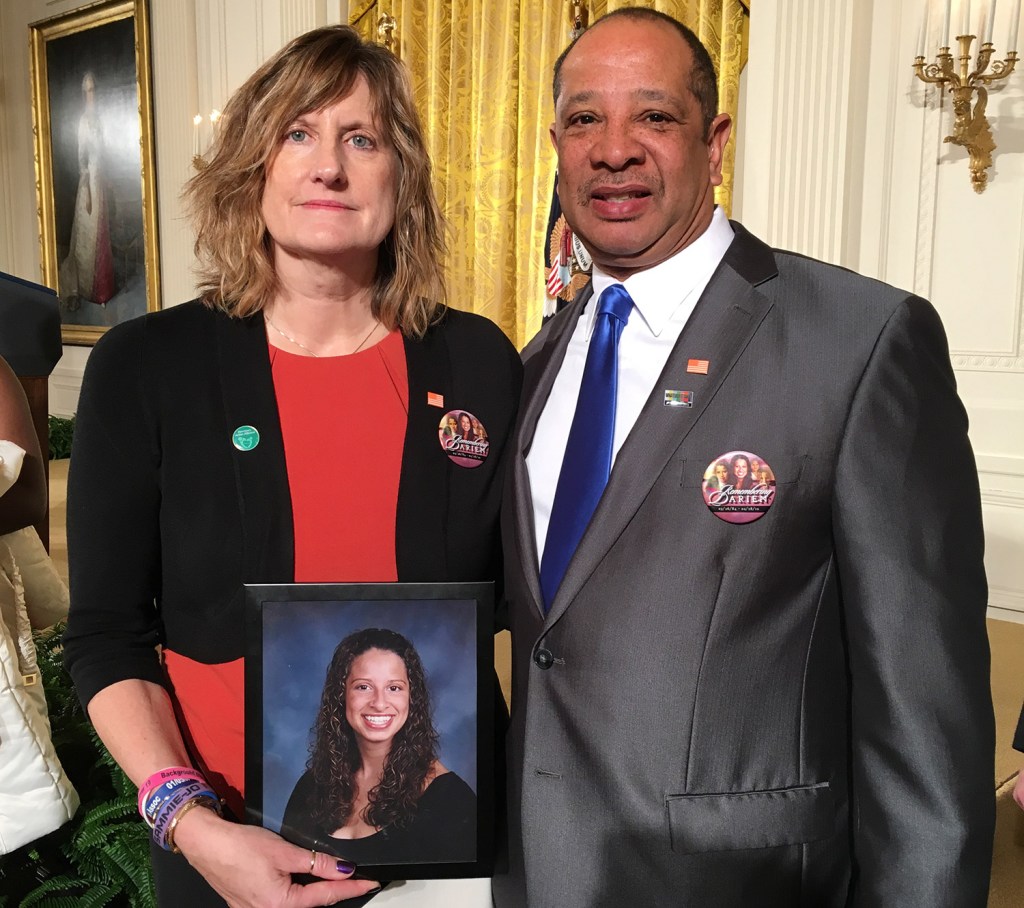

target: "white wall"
[736,0,1024,621]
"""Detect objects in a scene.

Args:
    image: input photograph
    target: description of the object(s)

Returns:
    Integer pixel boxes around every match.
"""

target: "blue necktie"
[540,284,633,611]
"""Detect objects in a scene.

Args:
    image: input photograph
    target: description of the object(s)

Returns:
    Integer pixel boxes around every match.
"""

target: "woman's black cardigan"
[63,301,522,707]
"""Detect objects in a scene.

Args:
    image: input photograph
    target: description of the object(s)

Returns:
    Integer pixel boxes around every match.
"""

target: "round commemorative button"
[232,425,260,451]
[438,410,490,468]
[701,451,776,525]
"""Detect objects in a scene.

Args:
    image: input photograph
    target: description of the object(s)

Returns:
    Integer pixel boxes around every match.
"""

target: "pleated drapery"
[351,1,749,348]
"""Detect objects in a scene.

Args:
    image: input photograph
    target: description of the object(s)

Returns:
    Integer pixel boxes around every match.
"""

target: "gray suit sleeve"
[832,296,994,906]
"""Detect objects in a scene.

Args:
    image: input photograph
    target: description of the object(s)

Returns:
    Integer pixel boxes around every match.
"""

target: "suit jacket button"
[534,648,554,669]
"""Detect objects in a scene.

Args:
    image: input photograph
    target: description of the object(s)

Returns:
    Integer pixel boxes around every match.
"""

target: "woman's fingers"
[282,843,379,906]
[307,847,358,879]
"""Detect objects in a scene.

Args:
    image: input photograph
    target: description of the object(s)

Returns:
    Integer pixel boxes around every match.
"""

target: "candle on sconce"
[209,109,221,136]
[192,113,202,158]
[917,3,929,56]
[1011,0,1021,49]
[961,0,972,36]
[943,0,953,45]
[984,0,997,42]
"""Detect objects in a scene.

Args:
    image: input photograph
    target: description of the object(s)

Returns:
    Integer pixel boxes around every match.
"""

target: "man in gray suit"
[493,7,994,907]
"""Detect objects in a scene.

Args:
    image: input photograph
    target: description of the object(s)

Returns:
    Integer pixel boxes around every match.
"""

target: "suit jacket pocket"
[666,781,833,853]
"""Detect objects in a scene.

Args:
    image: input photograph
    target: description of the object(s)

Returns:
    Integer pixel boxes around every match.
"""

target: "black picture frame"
[245,582,495,881]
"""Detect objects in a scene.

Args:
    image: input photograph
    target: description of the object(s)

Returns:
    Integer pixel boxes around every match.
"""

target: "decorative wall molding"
[48,356,86,417]
[988,589,1024,619]
[280,0,319,44]
[150,0,201,310]
[761,0,858,265]
[857,0,902,282]
[913,84,942,304]
[949,192,1024,370]
[981,489,1024,510]
[976,452,1024,479]
[196,0,230,119]
[988,605,1024,623]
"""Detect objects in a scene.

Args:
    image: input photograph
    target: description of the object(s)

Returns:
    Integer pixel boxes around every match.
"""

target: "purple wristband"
[144,778,207,827]
[151,783,218,848]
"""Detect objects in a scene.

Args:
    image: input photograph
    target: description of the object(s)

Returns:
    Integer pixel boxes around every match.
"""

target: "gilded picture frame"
[30,0,160,346]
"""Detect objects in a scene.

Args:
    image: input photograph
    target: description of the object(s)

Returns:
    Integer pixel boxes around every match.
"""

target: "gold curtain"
[351,1,749,348]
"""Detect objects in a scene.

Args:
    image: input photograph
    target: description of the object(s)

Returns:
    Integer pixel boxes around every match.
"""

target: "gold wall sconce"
[376,13,398,55]
[569,1,589,40]
[914,0,1021,192]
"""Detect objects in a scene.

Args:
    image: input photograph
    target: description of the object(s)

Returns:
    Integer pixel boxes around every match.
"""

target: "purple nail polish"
[336,859,356,874]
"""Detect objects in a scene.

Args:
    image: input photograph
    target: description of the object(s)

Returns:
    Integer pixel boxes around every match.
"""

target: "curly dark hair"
[307,628,438,832]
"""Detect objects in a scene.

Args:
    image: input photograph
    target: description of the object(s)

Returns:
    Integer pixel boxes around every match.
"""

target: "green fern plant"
[0,623,155,907]
[46,416,75,461]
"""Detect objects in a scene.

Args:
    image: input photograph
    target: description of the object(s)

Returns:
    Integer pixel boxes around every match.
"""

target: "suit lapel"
[512,286,594,618]
[545,227,778,622]
[214,312,294,583]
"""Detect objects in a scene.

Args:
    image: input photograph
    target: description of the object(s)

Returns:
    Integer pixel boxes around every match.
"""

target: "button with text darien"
[534,648,554,670]
[701,450,776,525]
[438,409,490,468]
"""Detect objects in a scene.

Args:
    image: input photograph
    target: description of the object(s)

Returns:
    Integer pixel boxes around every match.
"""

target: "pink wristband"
[138,767,206,816]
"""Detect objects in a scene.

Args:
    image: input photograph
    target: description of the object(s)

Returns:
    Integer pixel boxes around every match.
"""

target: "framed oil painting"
[30,0,160,345]
[245,582,496,881]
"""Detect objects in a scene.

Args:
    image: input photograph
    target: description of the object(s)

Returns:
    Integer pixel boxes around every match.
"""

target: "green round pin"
[231,425,260,451]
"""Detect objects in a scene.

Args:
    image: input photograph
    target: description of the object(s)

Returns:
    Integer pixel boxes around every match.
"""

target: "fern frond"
[106,836,157,905]
[76,795,138,831]
[18,875,88,906]
[70,882,120,908]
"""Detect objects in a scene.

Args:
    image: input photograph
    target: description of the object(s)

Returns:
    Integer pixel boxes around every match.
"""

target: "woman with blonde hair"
[64,25,520,907]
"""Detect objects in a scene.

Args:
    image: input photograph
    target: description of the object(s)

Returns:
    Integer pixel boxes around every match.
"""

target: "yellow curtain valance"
[352,1,749,348]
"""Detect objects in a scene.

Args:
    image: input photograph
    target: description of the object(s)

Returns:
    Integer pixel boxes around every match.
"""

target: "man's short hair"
[552,7,719,137]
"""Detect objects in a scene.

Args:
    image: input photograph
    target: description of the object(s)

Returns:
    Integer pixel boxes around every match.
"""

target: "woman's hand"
[173,805,379,907]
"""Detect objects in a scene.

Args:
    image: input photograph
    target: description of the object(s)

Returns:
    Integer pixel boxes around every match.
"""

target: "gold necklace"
[264,313,379,358]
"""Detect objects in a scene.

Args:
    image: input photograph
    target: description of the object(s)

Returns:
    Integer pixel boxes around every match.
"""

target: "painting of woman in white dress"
[58,71,116,310]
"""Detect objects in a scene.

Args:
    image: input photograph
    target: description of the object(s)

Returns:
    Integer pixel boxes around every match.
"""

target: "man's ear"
[706,113,732,188]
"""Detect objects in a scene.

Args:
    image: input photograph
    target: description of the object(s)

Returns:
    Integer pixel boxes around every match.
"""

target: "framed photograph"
[245,582,495,881]
[30,0,160,346]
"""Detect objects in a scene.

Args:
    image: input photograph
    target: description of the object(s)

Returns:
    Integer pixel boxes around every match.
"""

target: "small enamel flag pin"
[427,392,444,408]
[664,390,693,408]
[686,359,709,375]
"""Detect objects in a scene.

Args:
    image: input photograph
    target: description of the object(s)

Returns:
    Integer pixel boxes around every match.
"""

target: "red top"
[164,330,409,816]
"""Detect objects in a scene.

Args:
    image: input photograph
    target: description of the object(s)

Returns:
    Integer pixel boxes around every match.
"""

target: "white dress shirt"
[528,206,735,564]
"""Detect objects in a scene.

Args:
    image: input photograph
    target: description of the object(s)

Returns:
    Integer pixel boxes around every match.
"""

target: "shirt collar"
[586,206,735,337]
